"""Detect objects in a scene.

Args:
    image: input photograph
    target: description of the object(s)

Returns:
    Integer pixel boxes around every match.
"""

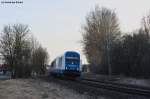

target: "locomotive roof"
[51,51,80,63]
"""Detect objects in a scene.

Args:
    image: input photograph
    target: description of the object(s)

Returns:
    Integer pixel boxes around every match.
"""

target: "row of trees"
[82,6,150,78]
[111,30,150,77]
[0,24,49,78]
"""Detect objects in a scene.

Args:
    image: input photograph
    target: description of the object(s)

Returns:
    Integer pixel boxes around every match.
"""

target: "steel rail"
[78,78,150,96]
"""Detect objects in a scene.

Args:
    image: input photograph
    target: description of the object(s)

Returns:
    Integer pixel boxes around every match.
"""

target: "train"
[50,51,81,77]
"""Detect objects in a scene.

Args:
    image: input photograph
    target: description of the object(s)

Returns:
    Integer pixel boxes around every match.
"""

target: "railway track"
[77,78,150,97]
[42,75,150,98]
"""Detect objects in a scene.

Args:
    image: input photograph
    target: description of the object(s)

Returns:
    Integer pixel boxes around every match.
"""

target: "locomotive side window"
[51,61,54,67]
[51,59,56,67]
[58,57,62,67]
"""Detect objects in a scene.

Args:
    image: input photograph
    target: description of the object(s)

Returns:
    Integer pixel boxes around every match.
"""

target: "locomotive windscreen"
[65,51,80,69]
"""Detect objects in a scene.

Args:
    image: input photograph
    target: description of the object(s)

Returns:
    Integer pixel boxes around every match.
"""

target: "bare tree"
[31,45,49,75]
[0,23,50,78]
[0,24,31,78]
[82,6,120,75]
[142,13,150,37]
[0,25,14,76]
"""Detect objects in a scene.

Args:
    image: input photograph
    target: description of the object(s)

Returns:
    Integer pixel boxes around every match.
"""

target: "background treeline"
[0,24,49,78]
[82,6,150,78]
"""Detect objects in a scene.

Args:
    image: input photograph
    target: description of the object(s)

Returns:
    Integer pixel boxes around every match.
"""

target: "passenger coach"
[50,51,81,77]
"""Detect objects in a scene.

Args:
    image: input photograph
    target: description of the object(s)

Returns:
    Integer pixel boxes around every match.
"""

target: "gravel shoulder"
[0,78,104,99]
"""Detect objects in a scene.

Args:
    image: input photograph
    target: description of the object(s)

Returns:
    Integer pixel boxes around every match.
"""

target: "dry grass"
[0,79,102,99]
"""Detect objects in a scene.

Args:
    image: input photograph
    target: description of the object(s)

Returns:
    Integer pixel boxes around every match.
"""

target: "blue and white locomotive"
[50,51,81,77]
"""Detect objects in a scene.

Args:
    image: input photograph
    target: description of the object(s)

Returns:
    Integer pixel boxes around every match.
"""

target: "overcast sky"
[0,0,150,64]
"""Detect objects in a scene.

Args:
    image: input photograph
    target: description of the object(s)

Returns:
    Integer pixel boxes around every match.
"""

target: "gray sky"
[0,0,150,64]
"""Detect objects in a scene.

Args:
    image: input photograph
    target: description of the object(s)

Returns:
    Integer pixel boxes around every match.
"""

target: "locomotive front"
[64,51,81,76]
